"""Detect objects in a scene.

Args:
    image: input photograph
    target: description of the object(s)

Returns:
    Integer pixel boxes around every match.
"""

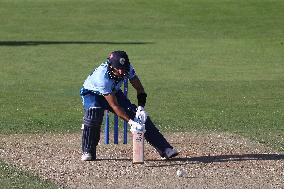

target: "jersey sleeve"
[97,81,113,95]
[82,63,114,95]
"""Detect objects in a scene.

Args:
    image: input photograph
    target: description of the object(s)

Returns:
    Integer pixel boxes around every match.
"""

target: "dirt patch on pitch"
[0,132,284,189]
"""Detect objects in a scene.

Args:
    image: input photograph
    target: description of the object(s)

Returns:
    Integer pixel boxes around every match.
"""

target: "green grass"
[0,0,284,186]
[1,0,283,144]
[0,161,59,189]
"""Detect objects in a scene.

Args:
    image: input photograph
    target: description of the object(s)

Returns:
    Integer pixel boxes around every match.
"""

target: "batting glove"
[135,106,148,124]
[128,119,145,133]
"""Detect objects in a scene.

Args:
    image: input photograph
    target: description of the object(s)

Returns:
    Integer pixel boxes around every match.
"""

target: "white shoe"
[161,148,179,160]
[81,152,93,161]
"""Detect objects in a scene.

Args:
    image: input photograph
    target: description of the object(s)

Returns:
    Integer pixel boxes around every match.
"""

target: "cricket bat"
[132,130,144,164]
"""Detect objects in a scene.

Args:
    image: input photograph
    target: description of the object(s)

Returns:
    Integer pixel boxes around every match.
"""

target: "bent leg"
[115,90,173,157]
[82,107,104,160]
[144,117,173,157]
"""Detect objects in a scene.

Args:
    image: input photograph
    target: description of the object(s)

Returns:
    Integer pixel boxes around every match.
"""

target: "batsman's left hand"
[135,106,147,124]
[128,119,145,133]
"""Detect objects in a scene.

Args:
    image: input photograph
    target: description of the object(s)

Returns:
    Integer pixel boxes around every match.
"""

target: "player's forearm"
[130,76,146,94]
[111,105,130,122]
[104,93,131,122]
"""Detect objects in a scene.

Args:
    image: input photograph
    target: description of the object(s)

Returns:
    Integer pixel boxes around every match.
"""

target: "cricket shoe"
[81,152,96,161]
[161,148,179,160]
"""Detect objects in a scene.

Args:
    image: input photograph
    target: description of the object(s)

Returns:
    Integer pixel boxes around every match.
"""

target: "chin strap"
[107,66,126,83]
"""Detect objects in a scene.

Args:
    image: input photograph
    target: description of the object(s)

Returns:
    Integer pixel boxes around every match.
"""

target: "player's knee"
[83,107,104,127]
[144,118,160,133]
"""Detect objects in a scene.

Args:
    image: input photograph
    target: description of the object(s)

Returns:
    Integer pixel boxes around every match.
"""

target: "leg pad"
[82,107,104,158]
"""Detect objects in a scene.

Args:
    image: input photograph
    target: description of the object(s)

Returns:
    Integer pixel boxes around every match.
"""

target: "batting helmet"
[108,50,130,74]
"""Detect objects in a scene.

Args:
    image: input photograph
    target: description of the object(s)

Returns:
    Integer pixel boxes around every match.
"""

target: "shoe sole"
[161,152,179,160]
[81,157,96,161]
[81,155,96,161]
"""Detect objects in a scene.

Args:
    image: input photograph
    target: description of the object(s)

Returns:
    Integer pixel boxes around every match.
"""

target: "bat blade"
[132,131,144,164]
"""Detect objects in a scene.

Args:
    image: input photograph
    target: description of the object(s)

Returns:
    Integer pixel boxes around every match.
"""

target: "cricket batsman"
[80,50,178,161]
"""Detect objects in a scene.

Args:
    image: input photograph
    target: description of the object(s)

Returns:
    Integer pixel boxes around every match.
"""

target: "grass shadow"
[146,153,284,167]
[0,40,154,46]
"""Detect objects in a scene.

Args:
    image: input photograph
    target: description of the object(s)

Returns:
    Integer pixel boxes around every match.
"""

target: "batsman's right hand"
[128,119,145,133]
[135,106,147,124]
